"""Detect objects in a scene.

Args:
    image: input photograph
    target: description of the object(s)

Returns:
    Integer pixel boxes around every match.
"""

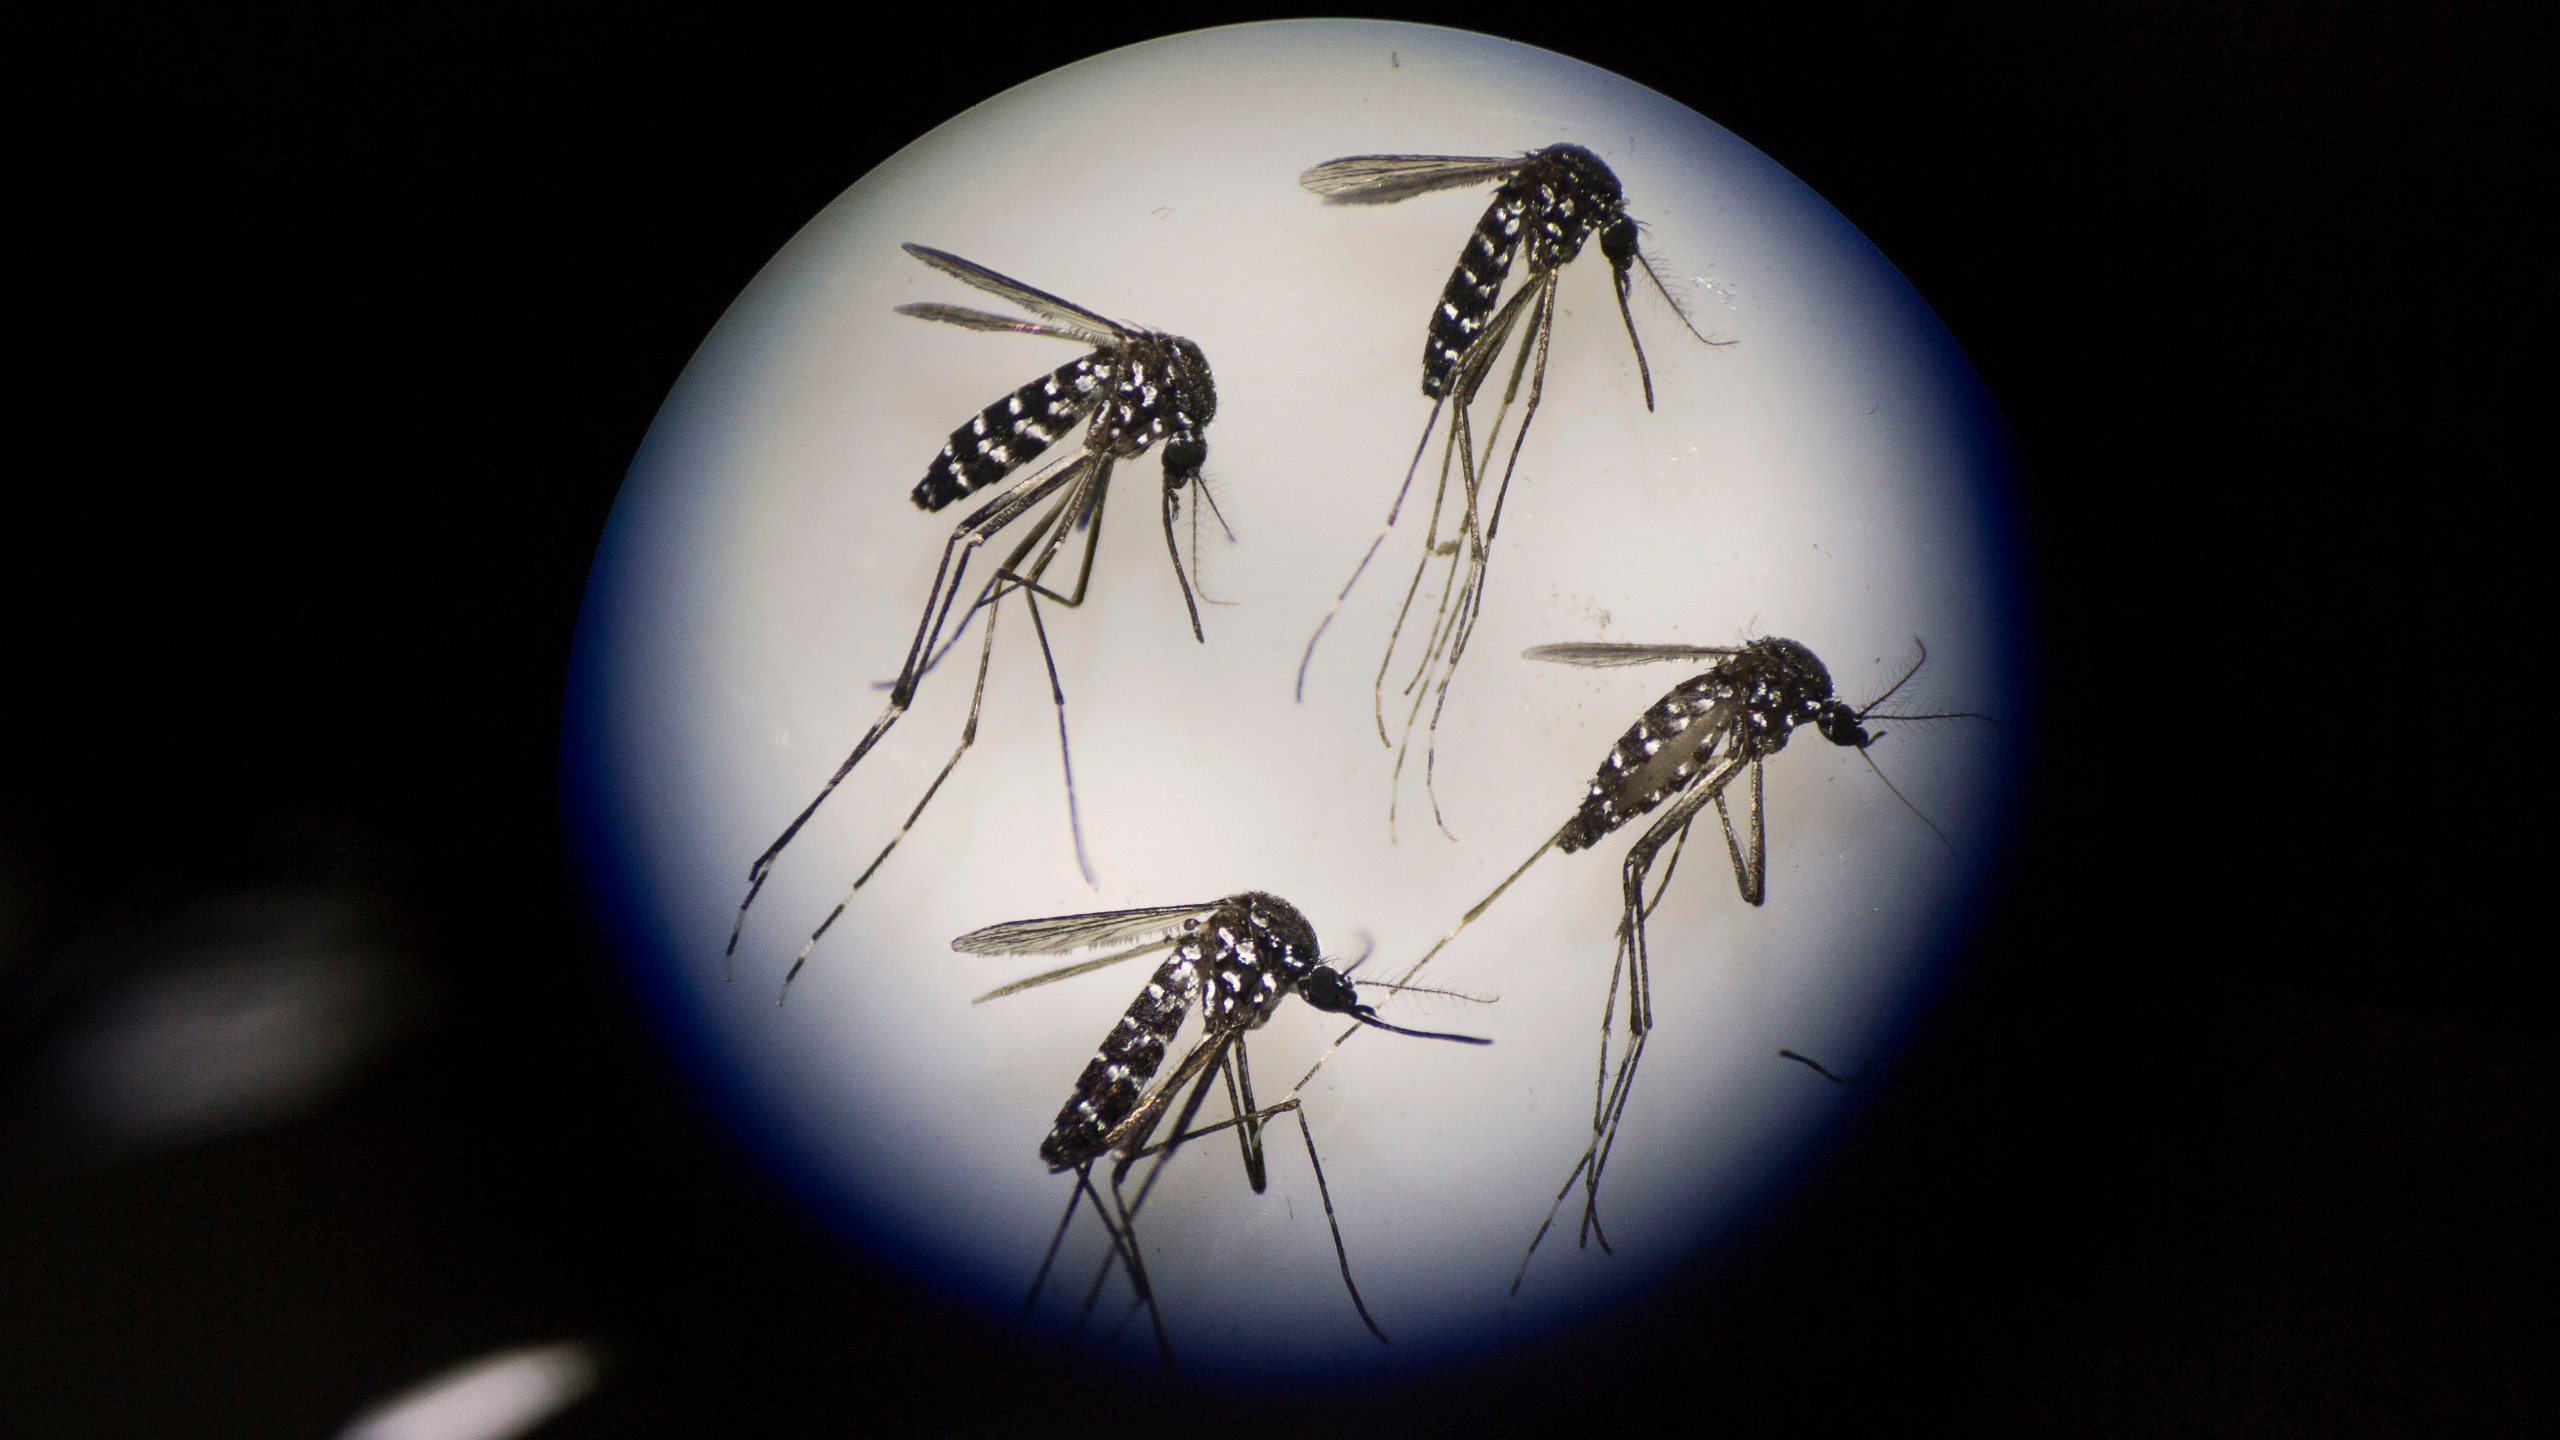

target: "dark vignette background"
[8,1,2549,1433]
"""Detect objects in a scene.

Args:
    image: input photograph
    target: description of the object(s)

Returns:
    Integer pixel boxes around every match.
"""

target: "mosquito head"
[1160,434,1206,491]
[1298,965,1491,1045]
[1814,698,1877,750]
[1600,215,1642,276]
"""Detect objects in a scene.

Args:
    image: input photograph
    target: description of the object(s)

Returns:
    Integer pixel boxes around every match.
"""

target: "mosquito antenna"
[1857,745,1956,855]
[1180,476,1241,608]
[1353,977,1495,1006]
[1192,470,1238,543]
[1858,637,1931,718]
[1633,243,1726,348]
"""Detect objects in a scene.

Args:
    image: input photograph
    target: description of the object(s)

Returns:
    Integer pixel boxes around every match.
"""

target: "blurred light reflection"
[30,887,424,1160]
[336,1342,601,1440]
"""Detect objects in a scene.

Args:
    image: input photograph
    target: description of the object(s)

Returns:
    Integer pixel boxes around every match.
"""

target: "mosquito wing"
[892,302,1119,346]
[952,902,1220,956]
[901,244,1130,342]
[1299,154,1525,204]
[1524,642,1749,669]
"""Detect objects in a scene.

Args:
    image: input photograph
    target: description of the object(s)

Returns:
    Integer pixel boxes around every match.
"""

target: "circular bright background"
[565,19,2023,1378]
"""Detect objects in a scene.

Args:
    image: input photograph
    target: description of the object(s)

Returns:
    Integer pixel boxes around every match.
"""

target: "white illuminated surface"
[571,20,2016,1375]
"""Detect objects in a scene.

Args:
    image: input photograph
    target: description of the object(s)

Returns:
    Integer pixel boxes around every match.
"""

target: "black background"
[8,1,2550,1433]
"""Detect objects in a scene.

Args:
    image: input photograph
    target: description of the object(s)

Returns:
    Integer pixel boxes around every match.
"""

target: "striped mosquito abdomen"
[1422,192,1529,398]
[1040,943,1198,1170]
[911,352,1109,511]
[1560,672,1742,853]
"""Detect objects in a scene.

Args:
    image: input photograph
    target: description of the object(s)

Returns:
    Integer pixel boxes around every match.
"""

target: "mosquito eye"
[1162,436,1206,476]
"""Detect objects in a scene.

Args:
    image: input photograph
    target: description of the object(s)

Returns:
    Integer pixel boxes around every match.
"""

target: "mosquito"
[1377,636,1981,1286]
[954,891,1489,1370]
[1291,144,1727,839]
[726,244,1221,998]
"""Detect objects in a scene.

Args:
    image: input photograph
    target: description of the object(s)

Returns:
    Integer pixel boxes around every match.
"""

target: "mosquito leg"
[1714,757,1767,905]
[1578,1028,1646,1251]
[1383,429,1479,837]
[893,570,1002,691]
[1641,820,1696,924]
[1374,419,1468,749]
[1018,584,1098,888]
[1778,1049,1869,1084]
[726,457,1086,966]
[1005,461,1112,609]
[1084,1168,1174,1371]
[898,490,1064,688]
[1114,1089,1388,1345]
[1109,1037,1231,1223]
[1370,276,1540,753]
[777,585,1010,999]
[1509,1144,1596,1297]
[1026,1170,1088,1312]
[1399,823,1566,989]
[1296,398,1449,703]
[1443,279,1556,691]
[1291,1104,1389,1343]
[1614,769,1734,1032]
[1407,281,1557,837]
[1080,1049,1229,1368]
[1419,277,1554,761]
[1290,823,1567,1098]
[1547,781,1729,1243]
[1445,275,1549,550]
[1224,1039,1268,1194]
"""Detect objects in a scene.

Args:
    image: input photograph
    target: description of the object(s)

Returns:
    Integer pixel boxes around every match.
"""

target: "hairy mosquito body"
[955,892,1487,1370]
[1385,637,1976,1288]
[1292,145,1724,838]
[727,245,1219,998]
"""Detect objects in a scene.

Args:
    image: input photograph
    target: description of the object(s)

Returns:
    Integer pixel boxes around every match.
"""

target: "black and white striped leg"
[726,455,1093,968]
[1713,757,1767,905]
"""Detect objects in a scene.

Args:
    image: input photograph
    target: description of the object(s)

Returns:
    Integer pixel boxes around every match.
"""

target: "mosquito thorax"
[1521,144,1629,270]
[1732,637,1837,757]
[1164,335,1216,424]
[1193,892,1322,1031]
